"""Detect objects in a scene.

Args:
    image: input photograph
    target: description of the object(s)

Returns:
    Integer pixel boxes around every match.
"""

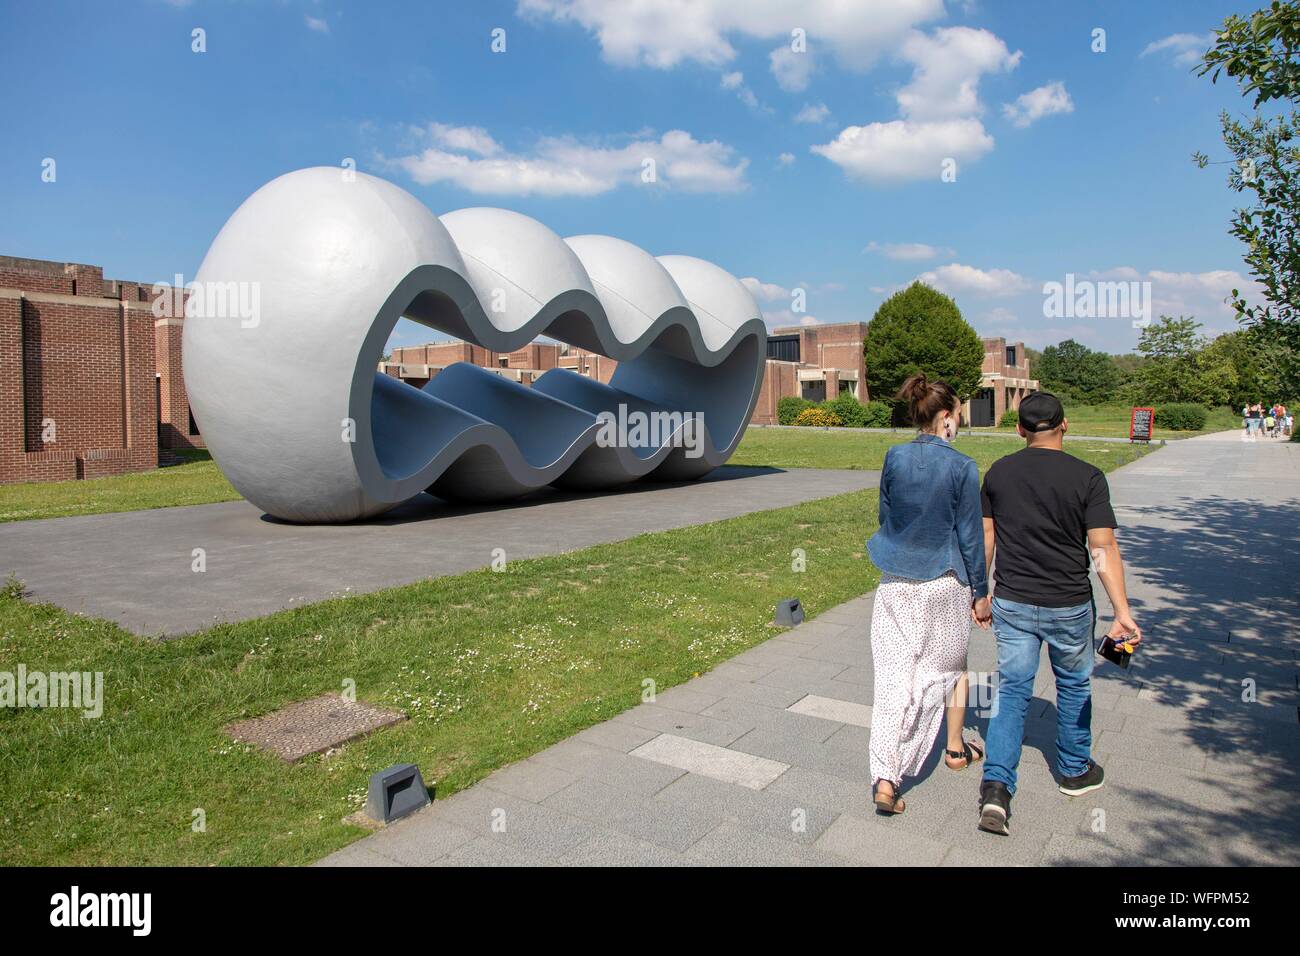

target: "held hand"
[971,596,992,630]
[1106,613,1142,647]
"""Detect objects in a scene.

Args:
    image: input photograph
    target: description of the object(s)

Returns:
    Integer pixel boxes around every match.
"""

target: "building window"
[766,335,800,363]
[498,357,509,367]
[1005,345,1016,366]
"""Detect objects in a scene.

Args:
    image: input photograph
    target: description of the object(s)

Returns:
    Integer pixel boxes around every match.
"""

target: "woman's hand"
[971,596,992,630]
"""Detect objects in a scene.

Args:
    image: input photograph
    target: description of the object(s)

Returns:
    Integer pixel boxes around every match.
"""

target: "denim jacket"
[867,434,989,598]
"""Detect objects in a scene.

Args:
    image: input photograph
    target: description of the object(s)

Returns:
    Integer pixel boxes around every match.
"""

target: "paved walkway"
[320,432,1298,866]
[0,465,876,637]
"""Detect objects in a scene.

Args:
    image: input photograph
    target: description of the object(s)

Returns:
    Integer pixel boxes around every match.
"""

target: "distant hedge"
[1000,408,1019,427]
[1155,403,1207,431]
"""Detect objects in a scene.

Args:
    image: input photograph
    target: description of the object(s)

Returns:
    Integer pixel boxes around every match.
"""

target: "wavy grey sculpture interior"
[182,167,767,523]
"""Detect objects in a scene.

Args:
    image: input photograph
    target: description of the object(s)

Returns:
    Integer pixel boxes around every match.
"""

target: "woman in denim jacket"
[867,373,992,815]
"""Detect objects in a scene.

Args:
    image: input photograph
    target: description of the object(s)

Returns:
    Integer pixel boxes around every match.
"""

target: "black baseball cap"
[1018,391,1065,431]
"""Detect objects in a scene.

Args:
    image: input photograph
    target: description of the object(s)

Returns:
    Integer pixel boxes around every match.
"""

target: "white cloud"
[741,277,790,302]
[305,15,330,33]
[1002,81,1073,128]
[896,27,1021,120]
[864,241,954,261]
[812,118,993,183]
[777,152,796,166]
[720,71,765,110]
[516,0,945,71]
[813,26,1017,183]
[384,124,749,196]
[915,262,1030,297]
[794,103,832,124]
[1141,33,1215,67]
[769,44,814,92]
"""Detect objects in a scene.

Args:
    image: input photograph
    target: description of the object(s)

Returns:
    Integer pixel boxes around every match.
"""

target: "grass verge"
[732,430,1153,473]
[0,450,238,523]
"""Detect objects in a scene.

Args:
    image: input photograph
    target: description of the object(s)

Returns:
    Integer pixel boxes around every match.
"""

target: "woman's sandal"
[944,740,985,771]
[872,780,905,815]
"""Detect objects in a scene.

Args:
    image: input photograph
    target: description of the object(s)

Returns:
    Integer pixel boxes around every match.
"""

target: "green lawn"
[974,402,1242,439]
[733,428,1154,473]
[2,428,1150,523]
[0,449,238,523]
[0,433,1154,866]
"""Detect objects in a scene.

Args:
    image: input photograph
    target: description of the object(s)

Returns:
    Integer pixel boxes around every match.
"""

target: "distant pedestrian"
[866,373,991,816]
[976,392,1142,836]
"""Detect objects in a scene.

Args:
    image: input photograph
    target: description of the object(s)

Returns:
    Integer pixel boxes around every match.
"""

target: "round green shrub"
[1000,408,1019,427]
[863,400,893,427]
[823,393,870,428]
[1154,403,1207,431]
[777,396,815,425]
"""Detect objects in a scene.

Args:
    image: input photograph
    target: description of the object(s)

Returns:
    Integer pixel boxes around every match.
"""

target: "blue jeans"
[983,596,1094,794]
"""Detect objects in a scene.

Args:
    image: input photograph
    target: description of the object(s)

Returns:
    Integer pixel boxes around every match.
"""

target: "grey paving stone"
[529,738,687,795]
[755,657,850,691]
[681,674,808,709]
[611,702,755,746]
[802,678,875,705]
[314,845,406,867]
[603,794,728,852]
[649,684,725,714]
[763,765,867,817]
[429,787,601,858]
[832,665,874,686]
[437,836,557,867]
[684,821,846,866]
[709,659,776,683]
[630,733,789,790]
[1093,729,1207,772]
[815,812,948,866]
[699,696,843,742]
[797,637,868,666]
[653,771,840,845]
[557,829,690,866]
[359,812,478,865]
[479,759,579,803]
[572,720,662,753]
[542,777,654,823]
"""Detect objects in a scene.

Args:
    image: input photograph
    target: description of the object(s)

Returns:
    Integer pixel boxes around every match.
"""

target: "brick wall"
[0,257,178,485]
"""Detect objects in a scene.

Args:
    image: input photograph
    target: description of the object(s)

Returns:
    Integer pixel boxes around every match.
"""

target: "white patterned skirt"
[868,571,971,785]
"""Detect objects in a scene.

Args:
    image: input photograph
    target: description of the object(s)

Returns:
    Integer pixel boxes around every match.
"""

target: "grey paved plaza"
[320,431,1299,866]
[0,465,876,637]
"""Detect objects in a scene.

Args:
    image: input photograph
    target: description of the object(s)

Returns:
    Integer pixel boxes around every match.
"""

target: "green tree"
[1036,339,1123,404]
[1202,325,1297,405]
[1123,317,1237,406]
[864,282,984,404]
[1195,2,1300,348]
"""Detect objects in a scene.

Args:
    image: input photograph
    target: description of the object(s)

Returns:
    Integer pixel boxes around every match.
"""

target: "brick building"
[966,337,1039,426]
[752,322,867,425]
[0,256,200,486]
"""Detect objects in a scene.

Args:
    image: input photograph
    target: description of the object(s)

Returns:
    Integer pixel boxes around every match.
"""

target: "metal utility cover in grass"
[225,694,406,762]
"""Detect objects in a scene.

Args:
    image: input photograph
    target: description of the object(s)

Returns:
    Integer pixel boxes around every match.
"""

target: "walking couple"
[866,375,1142,835]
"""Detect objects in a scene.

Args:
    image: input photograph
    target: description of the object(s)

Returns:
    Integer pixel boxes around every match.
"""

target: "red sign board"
[1130,407,1155,442]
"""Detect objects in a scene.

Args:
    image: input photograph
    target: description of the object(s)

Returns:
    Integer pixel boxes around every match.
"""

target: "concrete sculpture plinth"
[183,168,766,522]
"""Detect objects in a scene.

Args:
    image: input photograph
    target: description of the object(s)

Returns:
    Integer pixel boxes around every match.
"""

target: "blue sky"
[0,0,1265,354]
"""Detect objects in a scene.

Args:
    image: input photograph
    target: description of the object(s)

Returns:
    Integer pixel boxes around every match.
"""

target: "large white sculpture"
[183,168,766,522]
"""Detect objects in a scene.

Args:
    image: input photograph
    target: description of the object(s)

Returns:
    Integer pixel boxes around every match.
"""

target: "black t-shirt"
[980,447,1117,608]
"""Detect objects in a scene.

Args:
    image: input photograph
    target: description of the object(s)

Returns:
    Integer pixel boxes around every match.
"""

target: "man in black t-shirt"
[975,392,1142,836]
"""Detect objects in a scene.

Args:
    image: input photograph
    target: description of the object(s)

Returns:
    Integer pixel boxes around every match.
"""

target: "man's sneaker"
[1059,761,1105,796]
[977,781,1012,835]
